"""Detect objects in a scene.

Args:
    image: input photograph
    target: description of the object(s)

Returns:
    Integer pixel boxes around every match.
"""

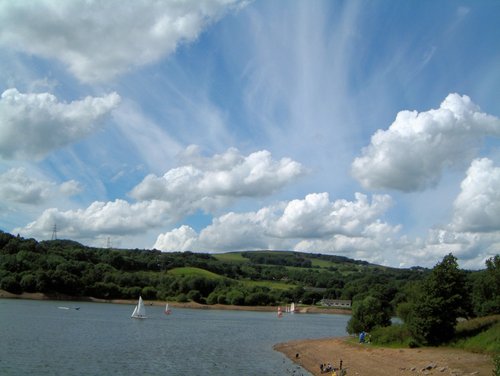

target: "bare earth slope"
[274,337,494,376]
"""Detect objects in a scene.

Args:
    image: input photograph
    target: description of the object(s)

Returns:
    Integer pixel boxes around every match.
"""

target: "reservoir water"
[0,299,349,375]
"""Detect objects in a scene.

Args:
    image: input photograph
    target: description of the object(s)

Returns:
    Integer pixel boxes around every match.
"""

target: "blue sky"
[1,0,499,269]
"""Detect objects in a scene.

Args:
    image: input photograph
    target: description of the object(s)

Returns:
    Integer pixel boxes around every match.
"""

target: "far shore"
[0,289,351,315]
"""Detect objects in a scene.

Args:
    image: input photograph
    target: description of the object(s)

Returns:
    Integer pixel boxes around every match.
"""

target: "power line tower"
[51,224,57,240]
[106,237,111,249]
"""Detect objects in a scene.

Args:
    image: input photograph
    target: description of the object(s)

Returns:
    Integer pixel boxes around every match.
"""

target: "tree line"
[347,253,500,346]
[1,230,497,328]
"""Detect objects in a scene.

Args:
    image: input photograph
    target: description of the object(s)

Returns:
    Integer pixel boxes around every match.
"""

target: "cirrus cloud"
[352,93,500,192]
[0,88,120,160]
[0,0,247,83]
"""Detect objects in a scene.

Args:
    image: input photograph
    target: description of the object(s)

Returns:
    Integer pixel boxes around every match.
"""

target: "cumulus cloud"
[152,186,498,268]
[274,192,393,238]
[452,158,500,233]
[352,93,500,192]
[412,227,500,269]
[0,0,246,83]
[0,89,120,160]
[0,167,81,204]
[15,199,172,240]
[153,192,397,254]
[131,147,305,217]
[154,225,200,252]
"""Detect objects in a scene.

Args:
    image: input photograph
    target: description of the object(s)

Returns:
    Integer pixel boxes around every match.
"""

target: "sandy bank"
[274,337,494,376]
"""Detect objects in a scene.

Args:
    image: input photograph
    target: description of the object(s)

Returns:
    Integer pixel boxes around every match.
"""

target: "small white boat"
[164,302,172,315]
[131,296,147,319]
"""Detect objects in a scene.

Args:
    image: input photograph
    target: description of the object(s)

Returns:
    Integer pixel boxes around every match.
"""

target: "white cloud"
[452,158,500,232]
[0,89,120,160]
[0,0,246,83]
[274,192,393,238]
[352,93,500,192]
[154,225,200,252]
[152,186,498,269]
[15,199,173,240]
[416,228,499,270]
[131,147,305,217]
[0,167,81,205]
[153,192,398,255]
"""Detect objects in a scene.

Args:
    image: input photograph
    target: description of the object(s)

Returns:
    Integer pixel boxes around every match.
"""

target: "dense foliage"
[404,254,468,345]
[371,254,500,348]
[346,295,392,334]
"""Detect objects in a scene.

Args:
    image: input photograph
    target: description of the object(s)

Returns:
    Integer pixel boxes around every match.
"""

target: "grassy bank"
[369,315,500,355]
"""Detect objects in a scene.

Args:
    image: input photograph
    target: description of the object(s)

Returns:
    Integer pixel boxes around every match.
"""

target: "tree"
[471,255,500,316]
[405,253,467,345]
[347,296,391,334]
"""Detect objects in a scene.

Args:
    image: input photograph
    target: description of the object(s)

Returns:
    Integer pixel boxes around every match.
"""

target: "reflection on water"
[0,299,349,375]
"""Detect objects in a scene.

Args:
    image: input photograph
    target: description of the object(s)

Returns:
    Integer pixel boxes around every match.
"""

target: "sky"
[0,0,499,269]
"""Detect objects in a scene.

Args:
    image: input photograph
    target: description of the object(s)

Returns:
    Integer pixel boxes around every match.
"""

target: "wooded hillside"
[1,230,496,318]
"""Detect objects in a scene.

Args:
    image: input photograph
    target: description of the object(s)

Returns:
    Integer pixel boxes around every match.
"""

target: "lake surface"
[0,299,349,375]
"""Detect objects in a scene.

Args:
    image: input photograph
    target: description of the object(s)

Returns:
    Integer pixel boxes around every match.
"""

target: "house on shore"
[320,299,352,308]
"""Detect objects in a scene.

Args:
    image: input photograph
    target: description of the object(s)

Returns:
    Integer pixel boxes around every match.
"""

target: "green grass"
[167,267,224,280]
[370,315,500,354]
[213,252,249,263]
[168,266,297,291]
[452,322,500,353]
[242,279,296,290]
[309,258,336,268]
[371,324,413,348]
[452,315,500,354]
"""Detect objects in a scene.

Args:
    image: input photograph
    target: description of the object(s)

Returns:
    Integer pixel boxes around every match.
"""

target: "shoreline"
[0,289,351,315]
[274,337,494,376]
[3,290,494,375]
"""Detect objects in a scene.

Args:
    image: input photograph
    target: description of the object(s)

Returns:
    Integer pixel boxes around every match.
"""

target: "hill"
[0,230,438,310]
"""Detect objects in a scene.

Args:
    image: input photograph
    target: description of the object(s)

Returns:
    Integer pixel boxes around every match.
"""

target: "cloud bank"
[153,192,397,256]
[0,167,81,205]
[0,89,120,160]
[0,0,246,83]
[352,94,500,192]
[130,146,305,217]
[16,147,304,242]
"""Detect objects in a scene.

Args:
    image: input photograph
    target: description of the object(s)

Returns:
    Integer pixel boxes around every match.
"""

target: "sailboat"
[164,302,172,315]
[290,302,296,313]
[131,296,147,319]
[277,306,283,318]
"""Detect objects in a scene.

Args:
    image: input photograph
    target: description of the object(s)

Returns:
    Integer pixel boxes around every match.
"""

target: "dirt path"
[274,337,494,376]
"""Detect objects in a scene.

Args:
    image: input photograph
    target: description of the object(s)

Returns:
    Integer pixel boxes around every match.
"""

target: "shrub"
[371,324,412,347]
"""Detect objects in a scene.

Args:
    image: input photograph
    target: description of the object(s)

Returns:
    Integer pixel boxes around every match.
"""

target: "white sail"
[131,296,147,319]
[164,302,171,315]
[290,302,295,313]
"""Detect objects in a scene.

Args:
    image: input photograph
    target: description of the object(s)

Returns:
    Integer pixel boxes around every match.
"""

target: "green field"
[167,267,225,280]
[213,252,249,263]
[243,279,296,290]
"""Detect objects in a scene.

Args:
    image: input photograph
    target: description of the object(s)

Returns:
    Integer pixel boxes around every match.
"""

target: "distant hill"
[0,230,430,309]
